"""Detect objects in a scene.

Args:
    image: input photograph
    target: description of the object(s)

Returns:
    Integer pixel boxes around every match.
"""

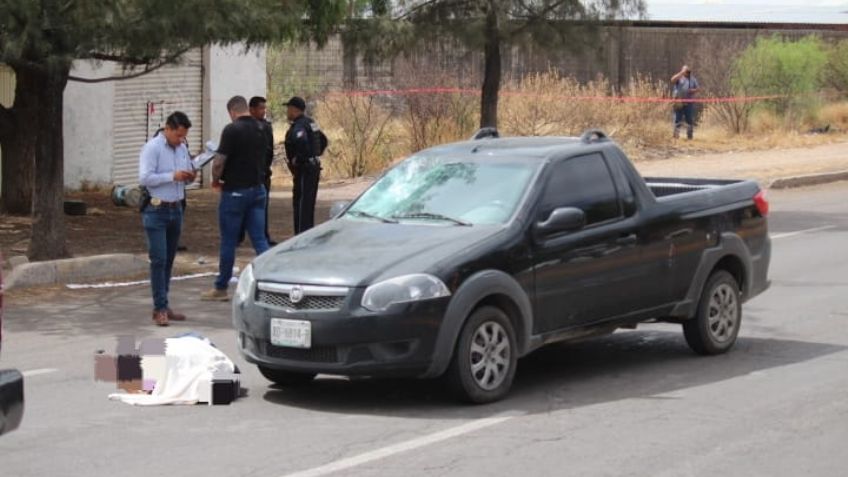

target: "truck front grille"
[256,290,346,311]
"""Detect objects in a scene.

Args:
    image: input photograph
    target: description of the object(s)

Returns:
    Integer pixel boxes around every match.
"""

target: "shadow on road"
[261,329,845,418]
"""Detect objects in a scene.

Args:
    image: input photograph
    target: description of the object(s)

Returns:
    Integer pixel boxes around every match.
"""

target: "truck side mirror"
[329,201,351,220]
[535,207,586,237]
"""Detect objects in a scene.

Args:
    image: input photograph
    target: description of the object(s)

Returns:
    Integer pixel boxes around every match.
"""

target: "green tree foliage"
[731,36,828,123]
[343,0,645,128]
[0,0,344,259]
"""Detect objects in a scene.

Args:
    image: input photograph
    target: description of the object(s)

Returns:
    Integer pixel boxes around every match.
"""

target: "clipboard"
[192,141,218,170]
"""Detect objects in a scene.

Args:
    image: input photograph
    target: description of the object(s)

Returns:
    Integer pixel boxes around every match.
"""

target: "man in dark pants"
[284,96,325,234]
[201,96,270,301]
[248,96,276,245]
[138,112,196,326]
[671,64,700,140]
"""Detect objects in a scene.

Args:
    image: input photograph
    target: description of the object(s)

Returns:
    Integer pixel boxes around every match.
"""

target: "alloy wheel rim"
[707,283,739,344]
[469,321,511,391]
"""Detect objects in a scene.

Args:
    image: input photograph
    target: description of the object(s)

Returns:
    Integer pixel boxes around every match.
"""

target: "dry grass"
[816,101,848,131]
[499,72,669,150]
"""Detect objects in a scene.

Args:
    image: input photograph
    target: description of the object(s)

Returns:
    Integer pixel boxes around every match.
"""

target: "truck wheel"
[447,306,517,404]
[683,270,742,355]
[258,365,316,386]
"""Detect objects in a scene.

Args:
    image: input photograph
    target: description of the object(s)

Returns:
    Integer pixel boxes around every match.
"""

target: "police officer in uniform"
[284,96,326,234]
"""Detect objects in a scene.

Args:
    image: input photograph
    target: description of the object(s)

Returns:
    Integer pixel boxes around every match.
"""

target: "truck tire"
[257,365,316,386]
[683,270,742,355]
[446,306,517,404]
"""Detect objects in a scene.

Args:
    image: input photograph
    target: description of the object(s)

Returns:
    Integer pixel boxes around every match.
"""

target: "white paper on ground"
[66,272,216,290]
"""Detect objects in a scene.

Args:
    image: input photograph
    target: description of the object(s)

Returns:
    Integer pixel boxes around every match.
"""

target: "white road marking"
[281,411,523,477]
[21,368,59,377]
[772,225,837,240]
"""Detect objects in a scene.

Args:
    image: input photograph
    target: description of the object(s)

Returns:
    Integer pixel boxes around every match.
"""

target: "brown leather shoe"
[166,308,186,321]
[152,310,170,327]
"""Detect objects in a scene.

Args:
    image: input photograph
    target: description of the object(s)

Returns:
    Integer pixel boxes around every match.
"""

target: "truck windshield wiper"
[346,210,398,223]
[392,212,472,226]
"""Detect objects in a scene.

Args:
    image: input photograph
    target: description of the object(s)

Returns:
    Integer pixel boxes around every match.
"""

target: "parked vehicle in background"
[1,254,24,435]
[232,129,771,403]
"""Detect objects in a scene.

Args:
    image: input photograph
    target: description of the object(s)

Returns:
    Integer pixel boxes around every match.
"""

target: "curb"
[5,253,149,291]
[769,170,848,189]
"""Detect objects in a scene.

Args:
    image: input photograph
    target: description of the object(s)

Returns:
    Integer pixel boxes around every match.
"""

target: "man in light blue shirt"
[139,111,196,326]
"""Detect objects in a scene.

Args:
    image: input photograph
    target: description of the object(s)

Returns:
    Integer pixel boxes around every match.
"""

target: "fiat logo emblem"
[289,286,305,304]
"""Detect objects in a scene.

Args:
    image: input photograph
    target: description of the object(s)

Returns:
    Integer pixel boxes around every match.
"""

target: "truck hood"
[252,219,502,287]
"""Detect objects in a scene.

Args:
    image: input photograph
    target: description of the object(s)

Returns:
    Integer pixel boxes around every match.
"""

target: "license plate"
[270,319,312,349]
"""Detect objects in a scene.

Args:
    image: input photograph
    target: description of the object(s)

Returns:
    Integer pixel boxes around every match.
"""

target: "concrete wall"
[203,44,267,148]
[63,61,116,188]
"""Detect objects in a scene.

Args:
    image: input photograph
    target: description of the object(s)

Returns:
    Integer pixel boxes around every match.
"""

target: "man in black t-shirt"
[201,96,270,301]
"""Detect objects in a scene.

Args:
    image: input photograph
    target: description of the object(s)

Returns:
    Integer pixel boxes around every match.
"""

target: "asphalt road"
[2,183,848,477]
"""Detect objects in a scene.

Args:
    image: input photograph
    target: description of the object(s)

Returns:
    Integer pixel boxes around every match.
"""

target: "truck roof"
[421,130,611,161]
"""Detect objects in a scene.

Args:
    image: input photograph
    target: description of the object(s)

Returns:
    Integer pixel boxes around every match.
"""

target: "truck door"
[531,153,644,332]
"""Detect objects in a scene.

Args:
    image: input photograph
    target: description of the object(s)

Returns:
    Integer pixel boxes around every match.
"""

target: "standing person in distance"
[201,96,270,302]
[249,96,277,246]
[671,64,700,140]
[284,96,327,235]
[138,111,196,326]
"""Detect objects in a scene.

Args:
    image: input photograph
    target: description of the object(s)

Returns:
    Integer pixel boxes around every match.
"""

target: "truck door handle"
[616,234,638,246]
[667,228,693,240]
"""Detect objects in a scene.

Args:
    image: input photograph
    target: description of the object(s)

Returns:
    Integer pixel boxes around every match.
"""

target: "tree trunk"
[342,33,358,89]
[28,64,71,260]
[0,67,39,215]
[480,5,502,129]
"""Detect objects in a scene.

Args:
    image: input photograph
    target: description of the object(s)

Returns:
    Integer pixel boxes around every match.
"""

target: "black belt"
[150,199,182,208]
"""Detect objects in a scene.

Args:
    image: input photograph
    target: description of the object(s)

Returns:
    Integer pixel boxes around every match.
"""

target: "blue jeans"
[142,205,183,311]
[215,185,270,290]
[674,104,694,139]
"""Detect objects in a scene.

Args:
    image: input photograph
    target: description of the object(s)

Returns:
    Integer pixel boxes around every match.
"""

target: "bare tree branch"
[68,47,191,84]
[82,52,159,65]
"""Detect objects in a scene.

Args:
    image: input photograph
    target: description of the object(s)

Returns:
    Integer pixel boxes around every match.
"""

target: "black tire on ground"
[446,306,518,404]
[257,366,316,386]
[683,270,742,355]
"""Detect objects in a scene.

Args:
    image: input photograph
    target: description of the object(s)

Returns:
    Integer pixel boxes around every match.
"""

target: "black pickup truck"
[233,129,771,403]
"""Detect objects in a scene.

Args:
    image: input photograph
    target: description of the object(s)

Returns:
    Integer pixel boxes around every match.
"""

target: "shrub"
[689,37,757,134]
[314,94,398,178]
[732,36,828,127]
[393,61,478,152]
[826,39,848,95]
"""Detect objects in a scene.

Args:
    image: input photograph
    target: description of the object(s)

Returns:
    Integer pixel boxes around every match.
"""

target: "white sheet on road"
[108,336,235,406]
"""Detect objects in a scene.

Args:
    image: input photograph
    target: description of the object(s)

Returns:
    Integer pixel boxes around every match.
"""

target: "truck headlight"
[235,264,255,303]
[361,274,451,312]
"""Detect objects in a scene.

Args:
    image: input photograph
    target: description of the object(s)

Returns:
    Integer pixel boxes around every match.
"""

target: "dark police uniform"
[259,118,274,242]
[285,114,324,234]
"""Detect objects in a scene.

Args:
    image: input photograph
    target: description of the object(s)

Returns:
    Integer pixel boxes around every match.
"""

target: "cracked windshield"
[345,156,538,225]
